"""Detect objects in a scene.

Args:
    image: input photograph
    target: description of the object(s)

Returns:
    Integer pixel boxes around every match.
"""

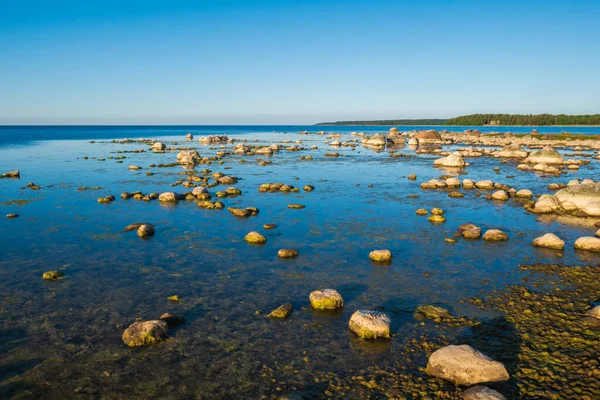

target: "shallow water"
[1,126,600,399]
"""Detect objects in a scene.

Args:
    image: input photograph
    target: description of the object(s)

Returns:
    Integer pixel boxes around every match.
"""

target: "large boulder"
[309,289,343,310]
[122,320,168,347]
[494,144,528,158]
[158,192,177,202]
[574,237,600,252]
[532,233,564,250]
[462,386,507,400]
[555,182,600,216]
[348,310,391,339]
[414,130,441,142]
[152,142,166,151]
[426,345,509,386]
[364,134,386,146]
[525,146,564,165]
[434,152,466,168]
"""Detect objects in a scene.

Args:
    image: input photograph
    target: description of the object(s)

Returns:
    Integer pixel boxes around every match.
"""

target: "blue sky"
[0,0,599,124]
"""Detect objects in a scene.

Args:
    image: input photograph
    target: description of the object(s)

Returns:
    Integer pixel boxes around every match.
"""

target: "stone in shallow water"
[278,249,298,259]
[122,320,168,347]
[263,223,277,230]
[532,233,564,250]
[137,224,155,238]
[267,303,292,318]
[42,270,64,280]
[574,236,600,252]
[369,250,392,262]
[491,190,508,201]
[287,204,305,209]
[348,310,391,339]
[425,344,509,386]
[428,215,446,223]
[309,289,343,310]
[244,231,266,244]
[158,192,177,202]
[160,313,185,328]
[483,229,508,241]
[1,170,20,178]
[6,213,19,218]
[462,385,507,400]
[416,208,428,215]
[414,305,453,321]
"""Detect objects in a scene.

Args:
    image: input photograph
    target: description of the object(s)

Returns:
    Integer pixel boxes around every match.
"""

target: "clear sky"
[0,0,599,125]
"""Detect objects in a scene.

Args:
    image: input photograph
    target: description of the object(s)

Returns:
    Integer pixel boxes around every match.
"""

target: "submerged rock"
[6,213,19,218]
[267,303,292,318]
[532,233,564,250]
[414,305,453,322]
[425,344,509,386]
[263,223,277,230]
[122,320,168,347]
[288,204,305,209]
[309,289,344,310]
[42,270,64,280]
[348,310,391,339]
[160,313,185,328]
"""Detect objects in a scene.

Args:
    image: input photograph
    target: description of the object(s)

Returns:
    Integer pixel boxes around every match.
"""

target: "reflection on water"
[1,128,599,399]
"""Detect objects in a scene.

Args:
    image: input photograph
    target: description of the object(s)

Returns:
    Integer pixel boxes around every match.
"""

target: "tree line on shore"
[317,114,600,126]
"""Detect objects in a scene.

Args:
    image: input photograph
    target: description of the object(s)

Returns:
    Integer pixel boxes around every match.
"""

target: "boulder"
[42,270,64,280]
[137,224,155,238]
[414,130,441,142]
[525,146,564,165]
[574,237,600,252]
[516,189,533,198]
[494,144,528,158]
[483,229,508,241]
[425,344,509,386]
[532,233,564,250]
[365,134,386,146]
[1,170,20,178]
[348,310,391,339]
[158,192,177,202]
[434,152,466,168]
[122,320,168,347]
[309,289,344,310]
[585,305,600,320]
[152,142,166,151]
[462,386,507,400]
[555,182,600,216]
[369,250,392,262]
[244,231,266,244]
[531,194,559,214]
[268,303,293,318]
[278,249,299,258]
[475,180,493,189]
[491,190,508,201]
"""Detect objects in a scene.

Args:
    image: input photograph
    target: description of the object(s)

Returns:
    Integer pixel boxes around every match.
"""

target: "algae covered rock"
[348,310,391,339]
[278,249,298,259]
[267,303,292,318]
[369,250,392,262]
[136,224,155,238]
[244,231,267,244]
[309,289,344,310]
[159,313,185,328]
[42,270,64,280]
[414,305,453,322]
[426,344,509,386]
[483,229,508,241]
[122,320,168,347]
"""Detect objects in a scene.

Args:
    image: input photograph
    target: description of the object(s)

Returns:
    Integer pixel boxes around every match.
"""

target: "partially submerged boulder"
[268,303,292,318]
[462,386,507,400]
[309,289,344,310]
[494,144,528,158]
[426,344,509,386]
[532,233,564,250]
[525,146,564,165]
[574,237,600,252]
[122,320,168,347]
[348,310,391,339]
[434,152,466,168]
[555,182,600,217]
